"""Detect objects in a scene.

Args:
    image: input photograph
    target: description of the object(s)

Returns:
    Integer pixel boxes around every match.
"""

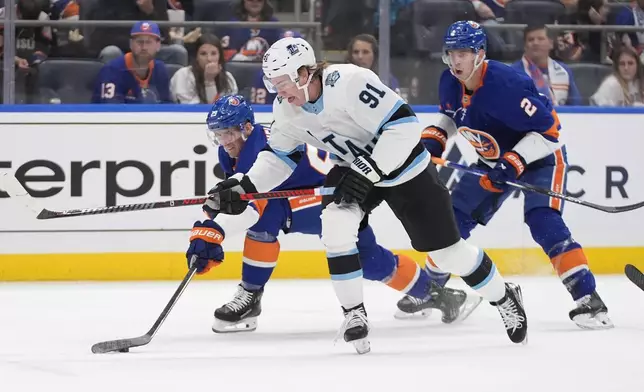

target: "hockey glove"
[187,220,225,274]
[421,126,448,158]
[334,155,383,204]
[204,175,258,217]
[479,151,526,193]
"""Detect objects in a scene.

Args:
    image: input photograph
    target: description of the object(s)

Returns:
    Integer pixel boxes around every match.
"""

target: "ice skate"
[334,303,370,354]
[395,282,483,323]
[491,283,528,344]
[212,284,263,333]
[569,291,614,330]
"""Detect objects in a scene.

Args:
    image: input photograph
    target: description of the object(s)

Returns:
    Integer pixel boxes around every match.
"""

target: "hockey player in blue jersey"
[185,95,481,334]
[397,21,612,330]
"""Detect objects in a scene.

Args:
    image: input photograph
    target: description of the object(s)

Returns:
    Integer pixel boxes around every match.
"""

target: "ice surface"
[1,276,642,392]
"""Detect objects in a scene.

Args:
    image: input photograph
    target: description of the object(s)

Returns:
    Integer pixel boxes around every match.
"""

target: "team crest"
[141,22,151,31]
[228,96,240,106]
[286,44,299,56]
[458,127,500,160]
[467,21,480,29]
[325,71,340,87]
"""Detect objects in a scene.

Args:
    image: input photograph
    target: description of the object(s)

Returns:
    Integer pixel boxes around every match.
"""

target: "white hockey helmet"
[262,37,317,100]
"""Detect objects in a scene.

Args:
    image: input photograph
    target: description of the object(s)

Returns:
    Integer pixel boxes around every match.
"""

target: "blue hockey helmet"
[442,21,487,80]
[206,95,254,145]
[443,20,487,55]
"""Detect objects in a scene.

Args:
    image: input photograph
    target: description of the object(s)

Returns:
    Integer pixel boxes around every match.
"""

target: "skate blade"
[212,317,258,333]
[452,294,484,324]
[572,312,614,330]
[351,338,371,355]
[394,308,432,320]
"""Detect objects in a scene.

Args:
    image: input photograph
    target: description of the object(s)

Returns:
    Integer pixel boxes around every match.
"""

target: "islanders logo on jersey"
[458,127,501,160]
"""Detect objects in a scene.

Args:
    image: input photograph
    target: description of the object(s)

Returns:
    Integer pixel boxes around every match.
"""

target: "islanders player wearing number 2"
[203,37,528,354]
[185,95,480,337]
[399,21,612,330]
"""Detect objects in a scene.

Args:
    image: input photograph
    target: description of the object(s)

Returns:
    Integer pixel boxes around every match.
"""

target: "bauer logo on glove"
[186,220,226,274]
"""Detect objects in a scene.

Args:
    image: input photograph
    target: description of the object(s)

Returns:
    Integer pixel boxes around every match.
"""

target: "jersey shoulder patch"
[324,70,340,87]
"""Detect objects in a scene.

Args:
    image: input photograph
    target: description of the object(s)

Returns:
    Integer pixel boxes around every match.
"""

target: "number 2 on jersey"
[359,83,386,108]
[520,98,537,117]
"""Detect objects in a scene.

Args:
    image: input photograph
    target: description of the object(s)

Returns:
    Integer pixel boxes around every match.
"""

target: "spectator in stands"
[615,0,644,55]
[92,21,172,103]
[0,0,52,103]
[555,0,609,63]
[248,29,297,104]
[89,0,188,66]
[345,34,401,95]
[591,46,644,106]
[0,0,52,65]
[49,0,85,57]
[221,0,281,61]
[171,33,238,103]
[470,0,507,59]
[511,24,582,106]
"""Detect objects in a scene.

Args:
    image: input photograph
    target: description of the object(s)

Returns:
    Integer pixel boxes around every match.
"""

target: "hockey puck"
[118,348,129,353]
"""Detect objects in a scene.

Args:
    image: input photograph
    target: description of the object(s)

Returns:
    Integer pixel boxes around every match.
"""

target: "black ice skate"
[212,284,263,333]
[491,283,528,344]
[569,291,614,330]
[334,303,370,354]
[395,282,483,323]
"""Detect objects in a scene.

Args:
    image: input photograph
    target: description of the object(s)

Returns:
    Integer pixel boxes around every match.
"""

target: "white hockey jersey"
[246,64,429,192]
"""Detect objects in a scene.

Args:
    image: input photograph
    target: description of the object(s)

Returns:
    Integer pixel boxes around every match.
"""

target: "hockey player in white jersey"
[205,37,528,353]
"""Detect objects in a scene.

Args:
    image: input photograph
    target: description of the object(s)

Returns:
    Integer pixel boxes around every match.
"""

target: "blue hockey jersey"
[92,53,172,104]
[438,60,561,166]
[218,123,327,190]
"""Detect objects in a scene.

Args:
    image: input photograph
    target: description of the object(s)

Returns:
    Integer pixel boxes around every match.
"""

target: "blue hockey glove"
[334,155,383,204]
[479,151,526,193]
[203,175,258,218]
[421,126,448,158]
[187,220,225,274]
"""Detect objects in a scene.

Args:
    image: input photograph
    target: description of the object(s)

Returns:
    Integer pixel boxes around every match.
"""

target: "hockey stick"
[0,172,334,220]
[625,264,644,292]
[36,186,335,220]
[91,258,198,354]
[432,157,644,214]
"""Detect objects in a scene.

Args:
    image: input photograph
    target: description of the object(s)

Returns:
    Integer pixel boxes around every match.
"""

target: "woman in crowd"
[171,34,238,104]
[345,34,402,95]
[591,46,644,106]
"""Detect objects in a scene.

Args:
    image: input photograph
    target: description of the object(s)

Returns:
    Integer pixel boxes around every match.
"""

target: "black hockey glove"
[203,175,258,217]
[333,155,383,204]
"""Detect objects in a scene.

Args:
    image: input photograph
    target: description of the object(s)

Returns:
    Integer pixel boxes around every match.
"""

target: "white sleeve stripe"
[382,115,419,130]
[272,151,299,170]
[375,99,405,134]
[435,113,457,137]
[271,144,305,170]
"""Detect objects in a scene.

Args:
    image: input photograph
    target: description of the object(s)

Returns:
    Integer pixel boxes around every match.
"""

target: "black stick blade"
[36,209,63,220]
[625,264,644,292]
[91,336,151,354]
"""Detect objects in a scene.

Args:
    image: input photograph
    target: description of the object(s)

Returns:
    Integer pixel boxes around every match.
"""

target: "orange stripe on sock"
[549,149,566,211]
[243,236,280,263]
[387,254,420,292]
[551,248,588,276]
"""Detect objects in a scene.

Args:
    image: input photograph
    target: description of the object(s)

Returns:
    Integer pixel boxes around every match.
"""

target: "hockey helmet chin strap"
[297,67,317,102]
